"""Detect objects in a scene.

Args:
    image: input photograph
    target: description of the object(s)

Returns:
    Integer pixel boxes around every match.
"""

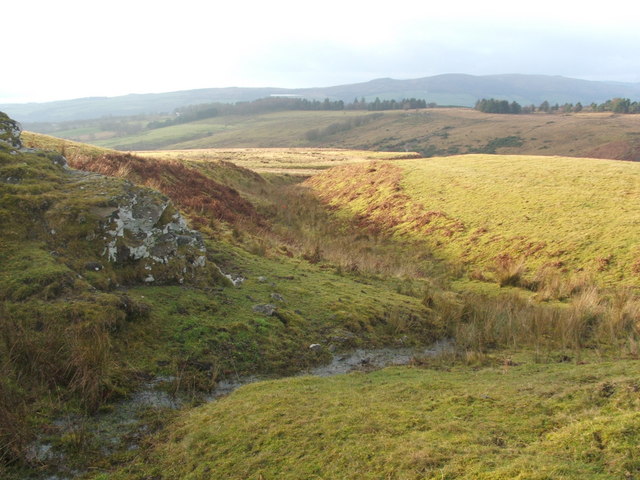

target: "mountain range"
[3,74,640,123]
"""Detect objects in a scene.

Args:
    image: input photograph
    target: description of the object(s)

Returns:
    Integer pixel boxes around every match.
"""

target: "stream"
[29,340,453,479]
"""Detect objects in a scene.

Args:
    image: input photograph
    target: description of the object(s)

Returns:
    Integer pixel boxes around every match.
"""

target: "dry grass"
[134,147,420,175]
[53,108,640,164]
[70,152,261,226]
[307,155,640,288]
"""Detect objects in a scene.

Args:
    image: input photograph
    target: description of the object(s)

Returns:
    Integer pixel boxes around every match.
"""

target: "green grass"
[114,235,445,382]
[6,125,640,479]
[103,356,640,480]
[307,154,640,289]
[21,130,116,158]
[0,133,446,476]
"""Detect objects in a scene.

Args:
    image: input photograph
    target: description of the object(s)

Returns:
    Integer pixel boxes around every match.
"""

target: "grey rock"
[176,234,194,246]
[253,304,277,316]
[99,186,206,275]
[84,262,103,271]
[0,112,22,149]
[218,267,244,286]
[270,292,285,302]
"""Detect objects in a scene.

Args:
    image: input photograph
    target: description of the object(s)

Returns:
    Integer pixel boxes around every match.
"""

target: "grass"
[0,134,446,476]
[7,126,640,479]
[38,108,640,163]
[101,356,640,480]
[306,154,640,288]
[114,237,446,384]
[133,147,420,176]
[21,130,116,158]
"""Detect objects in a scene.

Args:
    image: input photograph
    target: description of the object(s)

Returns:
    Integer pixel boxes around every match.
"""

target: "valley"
[1,110,639,480]
[27,108,640,164]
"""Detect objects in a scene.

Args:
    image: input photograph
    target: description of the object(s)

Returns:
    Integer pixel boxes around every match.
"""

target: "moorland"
[2,99,640,480]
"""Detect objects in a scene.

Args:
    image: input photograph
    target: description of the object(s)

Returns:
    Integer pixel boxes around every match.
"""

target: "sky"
[3,0,640,103]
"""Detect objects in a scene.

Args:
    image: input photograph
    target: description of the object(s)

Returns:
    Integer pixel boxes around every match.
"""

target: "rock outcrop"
[0,111,22,149]
[1,111,212,286]
[97,180,207,283]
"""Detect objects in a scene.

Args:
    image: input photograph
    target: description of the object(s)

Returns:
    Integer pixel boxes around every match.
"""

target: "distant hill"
[3,74,640,123]
[35,108,640,163]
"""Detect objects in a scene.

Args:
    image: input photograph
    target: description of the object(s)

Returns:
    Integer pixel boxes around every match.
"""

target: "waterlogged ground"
[27,343,453,479]
[105,355,640,480]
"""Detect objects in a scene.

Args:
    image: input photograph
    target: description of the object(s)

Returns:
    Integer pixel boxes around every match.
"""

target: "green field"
[102,357,640,480]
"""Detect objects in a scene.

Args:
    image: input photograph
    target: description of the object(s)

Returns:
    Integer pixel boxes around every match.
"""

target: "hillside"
[4,123,640,480]
[45,108,640,163]
[3,119,447,479]
[3,73,640,123]
[306,155,640,291]
[103,358,640,480]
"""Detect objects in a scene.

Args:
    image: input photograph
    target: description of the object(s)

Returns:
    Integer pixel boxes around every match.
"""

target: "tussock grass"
[441,288,640,357]
[307,155,640,288]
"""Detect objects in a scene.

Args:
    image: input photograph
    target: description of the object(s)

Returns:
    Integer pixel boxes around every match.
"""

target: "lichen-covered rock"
[0,111,22,149]
[83,180,209,285]
[253,304,277,316]
[101,184,205,264]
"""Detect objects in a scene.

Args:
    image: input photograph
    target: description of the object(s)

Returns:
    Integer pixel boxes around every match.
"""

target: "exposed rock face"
[91,180,207,284]
[101,185,205,267]
[0,111,22,149]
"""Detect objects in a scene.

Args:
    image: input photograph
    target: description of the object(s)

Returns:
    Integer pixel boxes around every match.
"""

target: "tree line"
[475,97,640,114]
[146,96,438,129]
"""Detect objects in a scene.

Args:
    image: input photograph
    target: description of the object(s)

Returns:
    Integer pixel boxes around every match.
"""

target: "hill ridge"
[4,73,640,123]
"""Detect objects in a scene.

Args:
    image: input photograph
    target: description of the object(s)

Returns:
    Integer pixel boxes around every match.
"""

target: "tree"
[539,100,550,113]
[475,98,522,114]
[611,98,631,113]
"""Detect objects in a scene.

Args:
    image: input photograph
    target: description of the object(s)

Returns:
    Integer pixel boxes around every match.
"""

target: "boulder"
[253,304,277,316]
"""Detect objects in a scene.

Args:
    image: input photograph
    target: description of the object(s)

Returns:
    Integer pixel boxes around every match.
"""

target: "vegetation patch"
[7,120,640,479]
[103,358,640,480]
[306,154,640,288]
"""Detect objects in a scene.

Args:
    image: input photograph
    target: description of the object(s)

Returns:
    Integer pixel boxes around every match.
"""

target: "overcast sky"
[3,0,639,103]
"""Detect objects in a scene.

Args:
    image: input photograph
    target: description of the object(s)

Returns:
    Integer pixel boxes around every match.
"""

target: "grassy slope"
[306,155,640,289]
[104,357,640,480]
[4,133,451,477]
[9,132,640,479]
[21,130,116,157]
[56,109,640,162]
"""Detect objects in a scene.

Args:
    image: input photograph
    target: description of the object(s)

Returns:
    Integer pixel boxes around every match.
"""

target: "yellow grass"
[306,154,640,288]
[135,147,420,175]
